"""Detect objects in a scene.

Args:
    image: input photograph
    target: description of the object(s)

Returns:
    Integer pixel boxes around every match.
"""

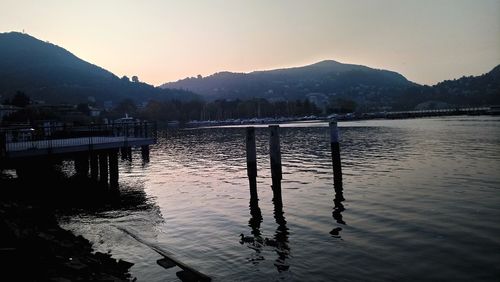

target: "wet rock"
[0,196,135,281]
[157,257,177,269]
[177,270,201,282]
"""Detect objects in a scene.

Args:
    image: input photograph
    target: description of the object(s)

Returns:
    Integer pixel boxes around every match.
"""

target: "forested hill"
[161,60,416,101]
[162,60,500,111]
[0,32,198,104]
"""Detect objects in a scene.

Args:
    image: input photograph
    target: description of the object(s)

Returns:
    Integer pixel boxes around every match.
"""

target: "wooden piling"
[99,151,108,185]
[246,127,259,202]
[109,149,119,188]
[74,153,89,177]
[120,147,126,160]
[0,133,6,158]
[269,125,283,202]
[269,125,282,180]
[90,152,99,181]
[329,121,343,191]
[246,127,257,178]
[141,145,150,163]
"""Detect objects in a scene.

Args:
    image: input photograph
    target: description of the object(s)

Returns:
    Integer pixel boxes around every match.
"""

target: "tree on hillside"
[327,98,357,114]
[115,99,137,117]
[132,76,139,83]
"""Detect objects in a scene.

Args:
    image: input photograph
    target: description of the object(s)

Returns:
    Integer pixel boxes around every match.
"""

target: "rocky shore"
[0,176,135,281]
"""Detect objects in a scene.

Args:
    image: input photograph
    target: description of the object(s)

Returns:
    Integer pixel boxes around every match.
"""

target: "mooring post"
[90,152,99,181]
[269,125,282,202]
[329,121,343,191]
[269,125,282,180]
[109,149,119,188]
[99,151,108,185]
[246,127,258,200]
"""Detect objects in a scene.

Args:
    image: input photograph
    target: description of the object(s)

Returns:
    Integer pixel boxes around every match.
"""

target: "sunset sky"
[1,0,499,86]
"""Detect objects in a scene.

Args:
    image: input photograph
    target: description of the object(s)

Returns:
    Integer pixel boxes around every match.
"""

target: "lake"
[60,116,500,281]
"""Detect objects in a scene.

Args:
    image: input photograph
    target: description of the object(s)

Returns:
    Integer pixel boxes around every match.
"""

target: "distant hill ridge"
[1,31,498,110]
[0,32,198,104]
[161,59,415,100]
[162,59,500,109]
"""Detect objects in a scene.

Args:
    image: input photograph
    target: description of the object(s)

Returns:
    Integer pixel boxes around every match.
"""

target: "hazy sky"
[1,0,499,86]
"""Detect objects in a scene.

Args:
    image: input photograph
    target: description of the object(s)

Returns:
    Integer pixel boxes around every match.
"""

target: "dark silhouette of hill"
[2,31,497,111]
[0,32,198,104]
[162,60,500,110]
[433,65,500,105]
[393,65,500,109]
[161,60,416,101]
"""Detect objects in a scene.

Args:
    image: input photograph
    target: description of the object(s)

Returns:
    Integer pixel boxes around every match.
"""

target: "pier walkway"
[4,136,154,158]
[0,122,157,187]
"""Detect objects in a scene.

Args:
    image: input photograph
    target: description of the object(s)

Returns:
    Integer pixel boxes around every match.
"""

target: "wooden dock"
[4,136,154,158]
[0,122,157,187]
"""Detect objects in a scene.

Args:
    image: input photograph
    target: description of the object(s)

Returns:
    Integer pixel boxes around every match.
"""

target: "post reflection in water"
[331,180,346,237]
[243,125,264,262]
[270,181,290,273]
[244,175,265,263]
[248,176,262,239]
[241,175,291,272]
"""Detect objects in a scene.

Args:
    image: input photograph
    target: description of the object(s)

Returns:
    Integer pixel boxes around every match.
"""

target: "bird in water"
[240,234,254,244]
[240,234,264,247]
[330,227,342,236]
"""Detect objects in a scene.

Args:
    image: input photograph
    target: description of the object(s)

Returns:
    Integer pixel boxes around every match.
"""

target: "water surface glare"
[60,116,500,281]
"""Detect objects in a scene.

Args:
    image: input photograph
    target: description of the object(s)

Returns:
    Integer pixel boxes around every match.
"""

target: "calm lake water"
[60,116,500,281]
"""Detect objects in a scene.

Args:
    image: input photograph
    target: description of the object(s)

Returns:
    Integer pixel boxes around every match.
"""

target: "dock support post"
[246,127,258,200]
[74,153,89,178]
[269,125,282,203]
[0,132,6,158]
[141,145,150,163]
[99,151,108,185]
[109,149,119,188]
[121,146,132,161]
[329,121,343,191]
[90,152,98,181]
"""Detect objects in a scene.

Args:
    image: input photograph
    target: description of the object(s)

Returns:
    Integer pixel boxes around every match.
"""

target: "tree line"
[113,98,324,122]
[1,90,361,125]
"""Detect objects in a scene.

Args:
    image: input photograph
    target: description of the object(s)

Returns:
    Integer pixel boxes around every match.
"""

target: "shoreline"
[177,110,495,129]
[0,177,136,281]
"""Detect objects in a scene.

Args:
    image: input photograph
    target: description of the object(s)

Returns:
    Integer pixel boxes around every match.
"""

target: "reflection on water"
[271,188,290,273]
[60,116,500,281]
[242,175,291,273]
[331,180,346,236]
[242,176,264,264]
[248,175,262,240]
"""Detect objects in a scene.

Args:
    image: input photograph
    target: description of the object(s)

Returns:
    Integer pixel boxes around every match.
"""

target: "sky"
[1,0,499,86]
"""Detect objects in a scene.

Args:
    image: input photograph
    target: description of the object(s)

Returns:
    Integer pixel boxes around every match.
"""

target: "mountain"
[391,65,500,110]
[431,65,500,105]
[0,32,198,104]
[162,60,500,111]
[161,60,416,102]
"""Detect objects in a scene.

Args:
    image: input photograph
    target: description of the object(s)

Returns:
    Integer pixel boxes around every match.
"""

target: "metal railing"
[0,121,157,155]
